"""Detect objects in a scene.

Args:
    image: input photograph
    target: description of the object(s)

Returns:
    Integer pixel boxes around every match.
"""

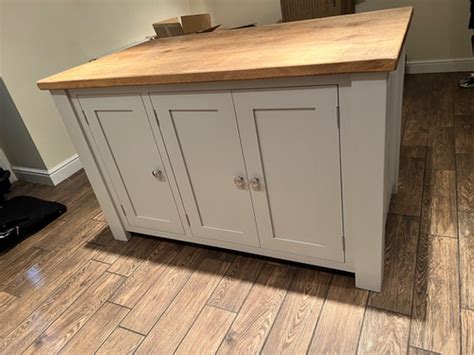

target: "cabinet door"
[233,87,344,262]
[79,94,185,235]
[151,92,260,247]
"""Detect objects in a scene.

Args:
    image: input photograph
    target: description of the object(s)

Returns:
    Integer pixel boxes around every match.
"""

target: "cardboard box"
[153,13,213,38]
[280,0,355,22]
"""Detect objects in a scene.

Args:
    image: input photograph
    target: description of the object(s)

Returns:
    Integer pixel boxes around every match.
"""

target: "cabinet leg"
[109,225,131,241]
[355,270,383,292]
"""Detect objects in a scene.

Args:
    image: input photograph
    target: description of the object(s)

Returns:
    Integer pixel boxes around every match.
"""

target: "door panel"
[151,92,260,247]
[233,87,344,262]
[79,94,184,235]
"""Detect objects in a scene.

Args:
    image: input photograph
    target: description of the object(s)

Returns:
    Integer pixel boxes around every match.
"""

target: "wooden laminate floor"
[0,72,473,355]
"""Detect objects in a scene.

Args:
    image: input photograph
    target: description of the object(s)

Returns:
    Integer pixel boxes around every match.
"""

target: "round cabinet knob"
[249,177,261,191]
[152,169,164,181]
[234,176,245,189]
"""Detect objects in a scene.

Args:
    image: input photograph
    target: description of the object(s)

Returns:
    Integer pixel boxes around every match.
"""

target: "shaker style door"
[151,92,260,247]
[233,87,345,262]
[79,94,185,235]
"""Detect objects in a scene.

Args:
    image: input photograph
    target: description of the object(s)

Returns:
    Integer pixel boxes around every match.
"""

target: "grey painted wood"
[233,86,344,262]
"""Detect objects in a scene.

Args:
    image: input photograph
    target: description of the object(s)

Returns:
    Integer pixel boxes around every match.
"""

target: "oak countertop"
[38,7,413,90]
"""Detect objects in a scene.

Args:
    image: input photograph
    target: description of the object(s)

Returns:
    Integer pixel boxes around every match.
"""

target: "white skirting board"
[406,57,474,74]
[12,154,82,186]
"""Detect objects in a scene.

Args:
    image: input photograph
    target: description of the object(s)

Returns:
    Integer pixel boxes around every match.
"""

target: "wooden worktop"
[38,7,412,90]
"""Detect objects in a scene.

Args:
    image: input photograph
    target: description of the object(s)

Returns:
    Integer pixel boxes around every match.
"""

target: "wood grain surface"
[410,235,460,354]
[358,307,410,354]
[455,115,474,153]
[262,269,332,354]
[462,308,474,355]
[457,154,474,213]
[120,246,206,334]
[459,211,474,310]
[58,302,129,354]
[175,306,236,354]
[0,260,109,354]
[308,275,368,354]
[136,258,230,354]
[207,255,265,312]
[37,7,412,90]
[422,170,458,238]
[24,272,124,354]
[389,156,425,216]
[108,241,182,308]
[368,214,419,315]
[218,263,294,354]
[96,327,143,355]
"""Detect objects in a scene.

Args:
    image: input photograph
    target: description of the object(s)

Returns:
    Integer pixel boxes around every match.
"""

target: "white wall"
[1,0,191,172]
[356,0,472,62]
[190,0,282,27]
[190,0,474,63]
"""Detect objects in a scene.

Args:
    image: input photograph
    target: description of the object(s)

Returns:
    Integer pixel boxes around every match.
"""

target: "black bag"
[0,168,11,202]
[0,196,66,250]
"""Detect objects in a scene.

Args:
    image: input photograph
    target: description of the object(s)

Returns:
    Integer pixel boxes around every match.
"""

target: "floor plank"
[96,327,144,355]
[91,233,146,265]
[0,291,17,309]
[422,170,458,238]
[120,246,207,334]
[389,157,425,217]
[59,302,129,354]
[207,255,265,312]
[109,241,182,308]
[136,257,231,354]
[455,115,474,154]
[453,74,473,116]
[410,235,460,354]
[430,73,454,128]
[0,247,49,290]
[462,308,474,355]
[457,154,474,213]
[23,272,124,354]
[175,305,236,355]
[408,346,441,355]
[403,119,430,147]
[106,236,159,277]
[427,126,455,171]
[0,260,109,354]
[459,211,474,310]
[262,268,332,354]
[368,214,419,315]
[308,275,368,354]
[0,242,105,338]
[4,221,106,297]
[400,145,428,159]
[218,263,294,354]
[358,307,410,354]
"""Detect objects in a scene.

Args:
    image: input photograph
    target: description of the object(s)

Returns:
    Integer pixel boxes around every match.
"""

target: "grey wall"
[0,77,46,170]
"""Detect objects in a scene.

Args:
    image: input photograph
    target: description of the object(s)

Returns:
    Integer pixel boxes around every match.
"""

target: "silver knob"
[234,176,245,189]
[152,169,164,181]
[249,177,261,191]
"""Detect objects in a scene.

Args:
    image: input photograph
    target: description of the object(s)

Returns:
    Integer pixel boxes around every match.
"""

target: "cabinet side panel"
[51,90,130,241]
[339,73,389,291]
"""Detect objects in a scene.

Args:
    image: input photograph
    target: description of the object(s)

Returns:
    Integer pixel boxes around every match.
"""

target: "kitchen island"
[38,7,413,291]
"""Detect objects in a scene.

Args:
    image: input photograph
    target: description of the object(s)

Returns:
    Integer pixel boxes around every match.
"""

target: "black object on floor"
[0,168,11,202]
[0,196,66,250]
